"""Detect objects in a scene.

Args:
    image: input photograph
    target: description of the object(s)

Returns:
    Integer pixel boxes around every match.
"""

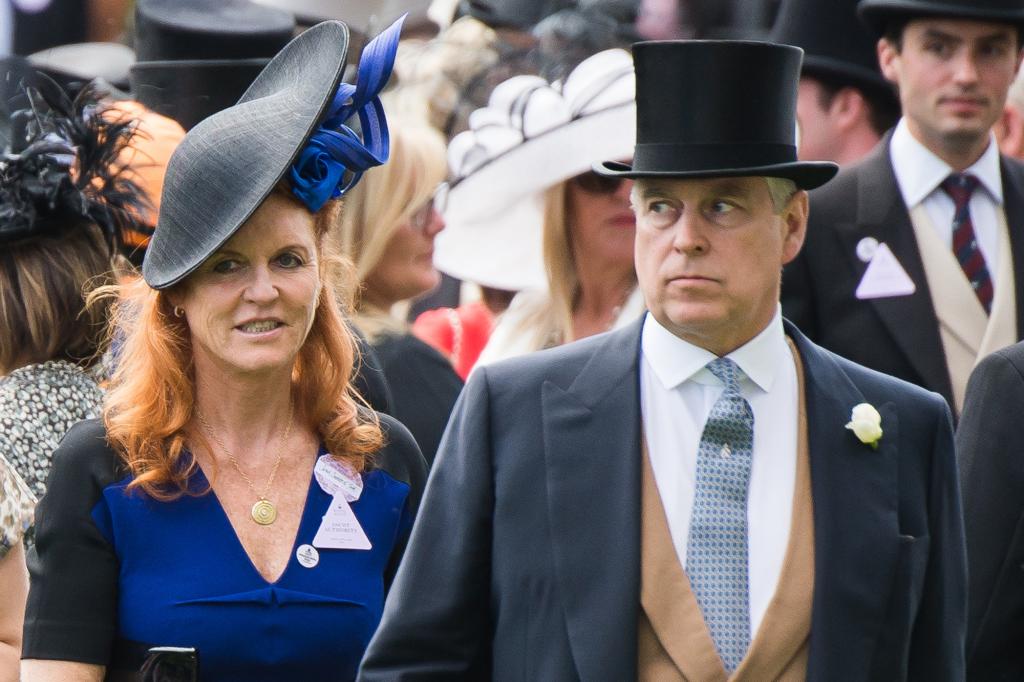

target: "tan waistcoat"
[909,204,1016,414]
[637,341,814,682]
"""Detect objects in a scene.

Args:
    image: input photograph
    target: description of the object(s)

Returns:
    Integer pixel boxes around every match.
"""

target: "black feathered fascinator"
[0,81,147,248]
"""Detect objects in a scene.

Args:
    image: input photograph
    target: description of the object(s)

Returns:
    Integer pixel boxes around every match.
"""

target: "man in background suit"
[782,0,1024,414]
[771,0,900,166]
[359,38,964,682]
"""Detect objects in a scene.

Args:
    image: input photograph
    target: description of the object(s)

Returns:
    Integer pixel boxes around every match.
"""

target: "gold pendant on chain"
[251,498,277,525]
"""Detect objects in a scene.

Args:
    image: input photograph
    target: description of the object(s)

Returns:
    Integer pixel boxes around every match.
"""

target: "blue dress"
[23,416,426,681]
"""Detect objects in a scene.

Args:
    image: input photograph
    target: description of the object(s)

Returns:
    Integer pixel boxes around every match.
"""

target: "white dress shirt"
[640,309,798,638]
[890,118,1004,281]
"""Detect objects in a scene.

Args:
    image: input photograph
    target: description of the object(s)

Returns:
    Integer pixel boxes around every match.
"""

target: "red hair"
[102,193,382,500]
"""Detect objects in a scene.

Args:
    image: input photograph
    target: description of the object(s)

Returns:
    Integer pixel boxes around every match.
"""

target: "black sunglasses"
[570,171,627,195]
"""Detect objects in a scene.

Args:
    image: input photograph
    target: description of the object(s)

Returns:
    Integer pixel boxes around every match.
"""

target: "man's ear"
[877,38,900,85]
[781,190,809,266]
[829,87,868,133]
[998,104,1024,159]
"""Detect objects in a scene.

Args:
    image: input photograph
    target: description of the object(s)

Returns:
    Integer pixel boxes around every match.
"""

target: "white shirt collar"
[890,117,1003,208]
[641,308,787,393]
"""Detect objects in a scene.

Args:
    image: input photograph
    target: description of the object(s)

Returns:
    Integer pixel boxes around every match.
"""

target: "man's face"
[632,176,807,355]
[879,18,1022,152]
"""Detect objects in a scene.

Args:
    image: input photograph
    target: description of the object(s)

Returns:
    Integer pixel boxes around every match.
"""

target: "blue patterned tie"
[686,357,754,672]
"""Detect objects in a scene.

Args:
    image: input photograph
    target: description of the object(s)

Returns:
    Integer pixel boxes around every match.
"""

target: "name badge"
[312,495,372,551]
[314,454,363,502]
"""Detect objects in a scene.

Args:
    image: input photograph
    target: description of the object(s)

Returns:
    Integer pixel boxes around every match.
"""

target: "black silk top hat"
[858,0,1024,36]
[598,40,838,190]
[142,18,403,289]
[772,0,892,95]
[130,0,295,130]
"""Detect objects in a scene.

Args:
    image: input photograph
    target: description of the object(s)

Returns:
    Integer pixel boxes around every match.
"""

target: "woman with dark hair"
[22,19,425,682]
[0,84,145,498]
[0,79,142,682]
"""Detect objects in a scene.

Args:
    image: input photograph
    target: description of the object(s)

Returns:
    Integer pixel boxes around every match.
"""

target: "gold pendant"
[251,499,277,525]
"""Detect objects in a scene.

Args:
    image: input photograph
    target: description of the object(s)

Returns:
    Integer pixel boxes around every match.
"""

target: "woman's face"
[566,172,636,274]
[172,193,322,380]
[362,195,446,308]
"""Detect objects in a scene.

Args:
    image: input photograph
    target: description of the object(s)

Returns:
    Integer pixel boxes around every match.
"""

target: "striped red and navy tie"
[941,173,992,313]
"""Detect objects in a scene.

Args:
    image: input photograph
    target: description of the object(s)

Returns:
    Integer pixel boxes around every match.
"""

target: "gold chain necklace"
[196,400,294,526]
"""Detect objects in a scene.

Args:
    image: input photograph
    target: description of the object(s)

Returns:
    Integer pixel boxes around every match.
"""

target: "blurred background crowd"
[2,0,1024,678]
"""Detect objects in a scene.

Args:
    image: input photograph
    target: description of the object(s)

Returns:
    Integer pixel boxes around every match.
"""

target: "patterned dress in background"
[0,455,34,558]
[0,360,104,498]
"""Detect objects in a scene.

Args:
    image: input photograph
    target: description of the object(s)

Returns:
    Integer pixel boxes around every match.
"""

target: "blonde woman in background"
[333,116,462,465]
[436,48,641,369]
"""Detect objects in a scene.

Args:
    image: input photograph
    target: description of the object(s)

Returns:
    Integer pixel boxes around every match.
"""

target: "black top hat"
[462,0,573,29]
[772,0,892,96]
[134,0,295,62]
[858,0,1024,36]
[142,18,402,289]
[130,0,295,130]
[598,40,838,189]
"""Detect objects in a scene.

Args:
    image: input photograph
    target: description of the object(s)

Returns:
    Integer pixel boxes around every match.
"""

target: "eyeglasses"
[410,182,449,232]
[570,171,627,195]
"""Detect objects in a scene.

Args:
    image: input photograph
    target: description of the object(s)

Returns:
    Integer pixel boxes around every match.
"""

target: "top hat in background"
[252,0,434,35]
[772,0,894,102]
[461,0,573,30]
[26,42,136,94]
[597,40,838,189]
[130,0,295,130]
[857,0,1024,36]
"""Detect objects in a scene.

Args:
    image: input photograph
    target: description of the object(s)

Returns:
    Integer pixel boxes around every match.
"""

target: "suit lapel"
[786,323,902,681]
[834,138,952,403]
[999,157,1024,339]
[543,319,644,682]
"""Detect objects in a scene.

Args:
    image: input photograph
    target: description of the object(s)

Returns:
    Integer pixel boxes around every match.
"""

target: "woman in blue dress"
[22,17,425,682]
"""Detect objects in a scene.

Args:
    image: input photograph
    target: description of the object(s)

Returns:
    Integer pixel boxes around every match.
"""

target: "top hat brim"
[858,0,1024,36]
[595,159,839,191]
[142,21,349,289]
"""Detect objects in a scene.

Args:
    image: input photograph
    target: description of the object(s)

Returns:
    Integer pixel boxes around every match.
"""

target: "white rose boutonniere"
[846,403,883,450]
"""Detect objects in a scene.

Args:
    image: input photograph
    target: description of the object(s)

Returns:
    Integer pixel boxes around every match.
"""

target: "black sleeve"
[375,334,463,466]
[373,413,428,592]
[352,327,393,415]
[957,349,1024,679]
[22,419,124,664]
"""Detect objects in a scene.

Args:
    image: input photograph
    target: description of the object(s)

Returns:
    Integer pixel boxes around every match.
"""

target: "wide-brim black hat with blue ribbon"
[857,0,1024,37]
[142,17,403,289]
[597,40,838,190]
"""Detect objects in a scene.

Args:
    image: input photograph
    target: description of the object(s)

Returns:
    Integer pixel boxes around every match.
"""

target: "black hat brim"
[595,160,839,191]
[858,0,1024,36]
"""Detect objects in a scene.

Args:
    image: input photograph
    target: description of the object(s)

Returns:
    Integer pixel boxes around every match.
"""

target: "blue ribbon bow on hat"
[289,16,404,212]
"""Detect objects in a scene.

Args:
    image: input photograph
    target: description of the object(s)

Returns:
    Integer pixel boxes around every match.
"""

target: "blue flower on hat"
[289,15,404,212]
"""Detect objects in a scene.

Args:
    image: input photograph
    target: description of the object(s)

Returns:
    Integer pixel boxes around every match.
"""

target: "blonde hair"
[539,183,576,345]
[0,224,116,373]
[100,189,382,500]
[331,118,448,340]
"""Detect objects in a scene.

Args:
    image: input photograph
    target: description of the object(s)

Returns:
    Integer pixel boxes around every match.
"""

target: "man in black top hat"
[772,0,900,165]
[360,39,964,681]
[782,0,1024,416]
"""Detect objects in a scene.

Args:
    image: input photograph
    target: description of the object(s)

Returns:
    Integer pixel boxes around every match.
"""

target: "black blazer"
[358,317,966,681]
[782,134,1024,408]
[957,342,1024,680]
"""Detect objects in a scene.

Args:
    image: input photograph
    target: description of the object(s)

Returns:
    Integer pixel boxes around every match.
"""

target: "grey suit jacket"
[358,316,965,681]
